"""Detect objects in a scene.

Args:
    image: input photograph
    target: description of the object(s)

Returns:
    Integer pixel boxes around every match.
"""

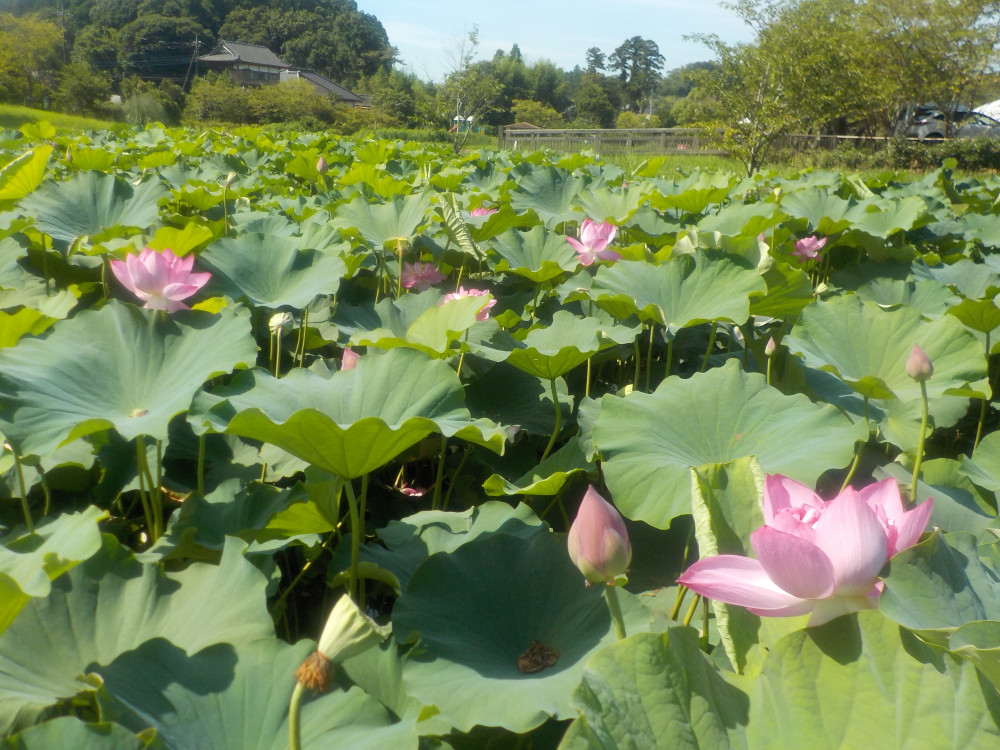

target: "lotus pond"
[1,121,1000,748]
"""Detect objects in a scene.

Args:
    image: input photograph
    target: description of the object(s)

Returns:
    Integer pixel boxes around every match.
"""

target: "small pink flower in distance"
[791,235,827,262]
[567,219,621,266]
[341,348,359,371]
[470,206,498,217]
[399,483,427,497]
[568,485,632,585]
[316,155,328,174]
[440,287,496,321]
[401,261,447,291]
[678,475,933,626]
[110,247,211,313]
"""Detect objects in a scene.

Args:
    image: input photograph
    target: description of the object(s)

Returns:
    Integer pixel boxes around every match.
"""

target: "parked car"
[894,102,999,140]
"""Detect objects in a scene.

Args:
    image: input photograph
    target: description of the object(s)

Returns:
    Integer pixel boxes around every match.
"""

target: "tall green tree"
[608,36,664,112]
[0,12,63,105]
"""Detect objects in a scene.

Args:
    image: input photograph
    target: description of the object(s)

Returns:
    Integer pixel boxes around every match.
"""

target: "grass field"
[0,104,114,133]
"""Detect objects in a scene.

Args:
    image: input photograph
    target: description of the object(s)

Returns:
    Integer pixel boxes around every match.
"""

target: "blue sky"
[363,1,756,83]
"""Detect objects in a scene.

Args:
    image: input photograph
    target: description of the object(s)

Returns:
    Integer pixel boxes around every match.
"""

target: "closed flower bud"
[567,486,632,584]
[906,344,933,381]
[316,155,328,174]
[765,337,777,357]
[269,311,294,335]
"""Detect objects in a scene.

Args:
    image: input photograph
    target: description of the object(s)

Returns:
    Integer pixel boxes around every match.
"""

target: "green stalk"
[585,357,592,399]
[288,682,305,750]
[297,308,309,367]
[133,442,154,541]
[11,451,34,534]
[682,593,702,627]
[644,324,655,392]
[670,585,688,621]
[274,328,283,378]
[443,448,470,511]
[766,352,773,385]
[540,377,562,462]
[665,338,674,378]
[38,468,51,517]
[604,584,627,640]
[700,321,717,372]
[975,331,991,450]
[197,434,206,495]
[343,479,361,602]
[910,380,930,503]
[432,436,447,510]
[839,441,864,494]
[633,337,641,389]
[136,436,162,541]
[358,474,368,609]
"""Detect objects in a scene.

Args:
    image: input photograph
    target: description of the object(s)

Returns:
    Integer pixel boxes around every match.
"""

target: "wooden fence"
[497,127,897,156]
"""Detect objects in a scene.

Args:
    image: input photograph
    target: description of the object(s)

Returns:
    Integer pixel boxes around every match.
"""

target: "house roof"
[198,41,290,68]
[283,68,363,103]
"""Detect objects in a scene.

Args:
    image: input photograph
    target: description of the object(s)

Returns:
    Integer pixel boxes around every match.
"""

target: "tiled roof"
[198,41,290,68]
[286,69,363,102]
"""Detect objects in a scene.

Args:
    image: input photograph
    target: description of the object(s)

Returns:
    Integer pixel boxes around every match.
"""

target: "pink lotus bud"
[342,348,359,371]
[906,344,933,381]
[765,337,777,356]
[470,206,498,217]
[791,235,827,262]
[316,155,328,174]
[567,486,632,584]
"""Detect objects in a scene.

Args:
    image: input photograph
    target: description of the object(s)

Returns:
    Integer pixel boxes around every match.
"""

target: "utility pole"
[183,34,201,92]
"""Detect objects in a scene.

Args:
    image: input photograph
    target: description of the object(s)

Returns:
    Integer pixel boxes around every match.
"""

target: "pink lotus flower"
[399,483,426,497]
[678,475,933,626]
[341,348,359,371]
[791,235,827,262]
[316,155,328,174]
[110,247,211,313]
[470,206,498,217]
[401,261,447,291]
[568,485,632,584]
[440,286,496,321]
[567,219,621,266]
[906,344,933,382]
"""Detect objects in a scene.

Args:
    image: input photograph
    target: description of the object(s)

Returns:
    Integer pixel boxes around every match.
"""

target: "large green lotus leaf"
[963,213,1000,249]
[572,185,646,224]
[913,259,1000,300]
[593,360,866,529]
[691,458,765,675]
[483,436,595,496]
[746,610,1000,749]
[948,297,1000,334]
[697,201,784,238]
[488,225,580,283]
[589,253,765,335]
[199,233,346,310]
[950,621,1000,692]
[331,192,431,247]
[559,628,750,750]
[349,294,487,358]
[0,536,273,734]
[147,222,216,256]
[0,238,77,318]
[1,717,148,749]
[190,348,506,478]
[960,431,1000,493]
[748,262,815,318]
[94,638,417,750]
[778,189,863,235]
[850,196,928,238]
[879,532,1000,635]
[0,506,106,634]
[648,172,736,215]
[855,278,958,318]
[18,172,167,247]
[875,461,997,537]
[510,166,585,226]
[361,502,546,591]
[0,302,256,458]
[0,146,52,201]
[393,532,652,733]
[785,295,988,401]
[504,310,631,380]
[465,362,573,436]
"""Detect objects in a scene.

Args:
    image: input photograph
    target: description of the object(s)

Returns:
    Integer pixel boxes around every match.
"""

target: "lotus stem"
[432,436,447,510]
[197,434,206,495]
[839,441,864,494]
[270,533,333,619]
[644,324,655,392]
[133,440,154,541]
[296,308,309,367]
[443,447,470,511]
[288,682,305,750]
[358,474,369,609]
[343,479,361,602]
[585,357,592,399]
[975,332,991,450]
[540,377,562,462]
[41,236,50,297]
[604,583,627,640]
[274,328,283,378]
[910,380,930,503]
[633,338,641,389]
[700,321,717,373]
[670,584,688,621]
[665,338,674,378]
[396,239,404,299]
[136,436,162,541]
[38,468,51,517]
[10,449,34,534]
[682,593,702,627]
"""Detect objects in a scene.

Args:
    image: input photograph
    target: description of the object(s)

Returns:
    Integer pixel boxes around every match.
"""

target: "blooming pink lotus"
[567,219,621,266]
[110,247,211,313]
[470,206,498,217]
[678,475,933,625]
[791,235,827,262]
[568,485,632,584]
[400,261,447,291]
[440,286,496,321]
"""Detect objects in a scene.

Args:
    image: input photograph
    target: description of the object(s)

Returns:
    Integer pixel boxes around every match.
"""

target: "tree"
[511,98,563,128]
[572,73,618,128]
[53,60,111,115]
[0,12,63,105]
[116,13,208,83]
[608,36,664,112]
[585,46,604,73]
[438,26,502,151]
